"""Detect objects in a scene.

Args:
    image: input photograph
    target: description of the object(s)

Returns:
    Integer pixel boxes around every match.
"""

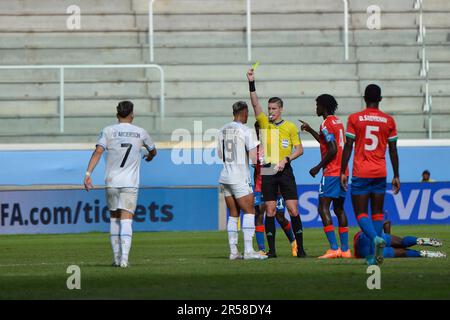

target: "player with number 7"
[340,84,400,266]
[83,101,157,268]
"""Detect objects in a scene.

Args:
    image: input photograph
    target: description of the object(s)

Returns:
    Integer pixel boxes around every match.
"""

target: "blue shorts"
[319,176,346,199]
[351,177,386,195]
[275,195,285,213]
[254,191,263,206]
[354,232,392,258]
[254,191,285,213]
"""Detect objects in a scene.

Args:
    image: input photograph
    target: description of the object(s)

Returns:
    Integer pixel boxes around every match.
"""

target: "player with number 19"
[340,84,400,266]
[218,101,268,260]
[83,101,156,268]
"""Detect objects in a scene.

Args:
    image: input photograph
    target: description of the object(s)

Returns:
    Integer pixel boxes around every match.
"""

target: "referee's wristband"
[249,81,256,92]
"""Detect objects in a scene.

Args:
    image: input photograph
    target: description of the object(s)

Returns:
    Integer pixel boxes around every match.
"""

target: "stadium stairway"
[0,0,449,143]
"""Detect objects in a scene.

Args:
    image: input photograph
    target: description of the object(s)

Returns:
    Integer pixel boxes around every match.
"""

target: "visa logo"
[297,188,450,223]
[386,188,450,221]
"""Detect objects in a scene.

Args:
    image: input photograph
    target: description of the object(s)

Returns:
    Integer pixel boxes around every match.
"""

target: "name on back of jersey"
[112,131,141,138]
[358,115,388,123]
[330,119,343,125]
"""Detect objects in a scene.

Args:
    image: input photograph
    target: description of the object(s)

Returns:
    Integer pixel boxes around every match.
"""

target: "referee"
[246,69,306,258]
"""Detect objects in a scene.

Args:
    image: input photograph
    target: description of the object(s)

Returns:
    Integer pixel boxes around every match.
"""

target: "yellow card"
[252,61,260,70]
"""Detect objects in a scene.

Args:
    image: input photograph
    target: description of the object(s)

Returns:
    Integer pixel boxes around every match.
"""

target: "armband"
[249,81,256,92]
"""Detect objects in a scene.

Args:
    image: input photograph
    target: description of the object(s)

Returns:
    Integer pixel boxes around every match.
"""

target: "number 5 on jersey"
[365,126,379,151]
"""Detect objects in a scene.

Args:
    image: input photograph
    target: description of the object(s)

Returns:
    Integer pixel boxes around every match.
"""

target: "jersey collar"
[273,119,284,126]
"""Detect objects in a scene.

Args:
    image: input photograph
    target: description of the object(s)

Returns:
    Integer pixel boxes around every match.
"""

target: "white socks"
[242,214,256,254]
[120,219,133,263]
[227,216,239,254]
[227,215,256,255]
[110,218,121,264]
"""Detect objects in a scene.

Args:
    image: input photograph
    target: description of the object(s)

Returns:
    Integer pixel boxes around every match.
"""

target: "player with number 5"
[340,84,400,266]
[299,94,351,259]
[83,101,157,268]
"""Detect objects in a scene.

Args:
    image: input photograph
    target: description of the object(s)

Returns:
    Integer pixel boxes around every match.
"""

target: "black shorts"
[261,164,298,201]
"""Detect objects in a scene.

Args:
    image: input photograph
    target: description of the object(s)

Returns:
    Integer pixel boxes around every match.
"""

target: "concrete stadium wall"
[0,0,449,142]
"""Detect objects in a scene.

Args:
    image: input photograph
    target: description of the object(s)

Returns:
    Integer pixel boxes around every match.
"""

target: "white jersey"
[96,123,155,188]
[218,121,259,184]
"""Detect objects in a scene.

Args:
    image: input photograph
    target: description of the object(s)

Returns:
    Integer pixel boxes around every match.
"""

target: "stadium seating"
[0,0,449,142]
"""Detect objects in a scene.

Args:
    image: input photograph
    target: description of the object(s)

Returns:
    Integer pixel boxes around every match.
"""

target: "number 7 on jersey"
[120,143,132,167]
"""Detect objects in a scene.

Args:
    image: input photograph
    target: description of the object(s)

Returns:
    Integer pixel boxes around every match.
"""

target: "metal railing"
[247,0,349,62]
[148,0,155,62]
[342,0,349,61]
[246,0,252,62]
[145,0,354,76]
[415,0,432,139]
[0,64,165,133]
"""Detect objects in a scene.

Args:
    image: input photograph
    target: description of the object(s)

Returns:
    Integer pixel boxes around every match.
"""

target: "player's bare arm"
[143,144,157,162]
[310,140,337,178]
[388,140,400,194]
[290,143,304,162]
[217,143,223,161]
[257,142,265,160]
[299,120,320,142]
[383,220,392,234]
[247,69,263,117]
[248,146,259,165]
[84,145,105,191]
[277,144,303,172]
[340,137,354,191]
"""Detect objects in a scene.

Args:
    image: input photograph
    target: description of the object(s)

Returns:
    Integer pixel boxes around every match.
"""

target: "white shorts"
[106,187,138,214]
[220,182,253,199]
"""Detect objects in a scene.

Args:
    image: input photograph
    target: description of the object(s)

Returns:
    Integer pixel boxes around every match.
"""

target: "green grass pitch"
[0,225,449,300]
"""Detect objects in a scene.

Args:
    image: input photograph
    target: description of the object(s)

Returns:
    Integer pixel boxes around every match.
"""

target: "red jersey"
[254,145,262,192]
[346,108,398,178]
[319,115,348,177]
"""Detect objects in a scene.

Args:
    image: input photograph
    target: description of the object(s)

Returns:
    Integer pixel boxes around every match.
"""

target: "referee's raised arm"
[247,69,263,117]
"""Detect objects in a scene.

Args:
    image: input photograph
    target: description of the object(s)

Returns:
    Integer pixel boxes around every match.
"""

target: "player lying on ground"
[300,94,351,259]
[354,220,446,259]
[253,121,298,257]
[218,101,268,260]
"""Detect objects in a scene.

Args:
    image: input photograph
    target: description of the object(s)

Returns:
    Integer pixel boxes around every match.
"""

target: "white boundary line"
[0,262,75,268]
